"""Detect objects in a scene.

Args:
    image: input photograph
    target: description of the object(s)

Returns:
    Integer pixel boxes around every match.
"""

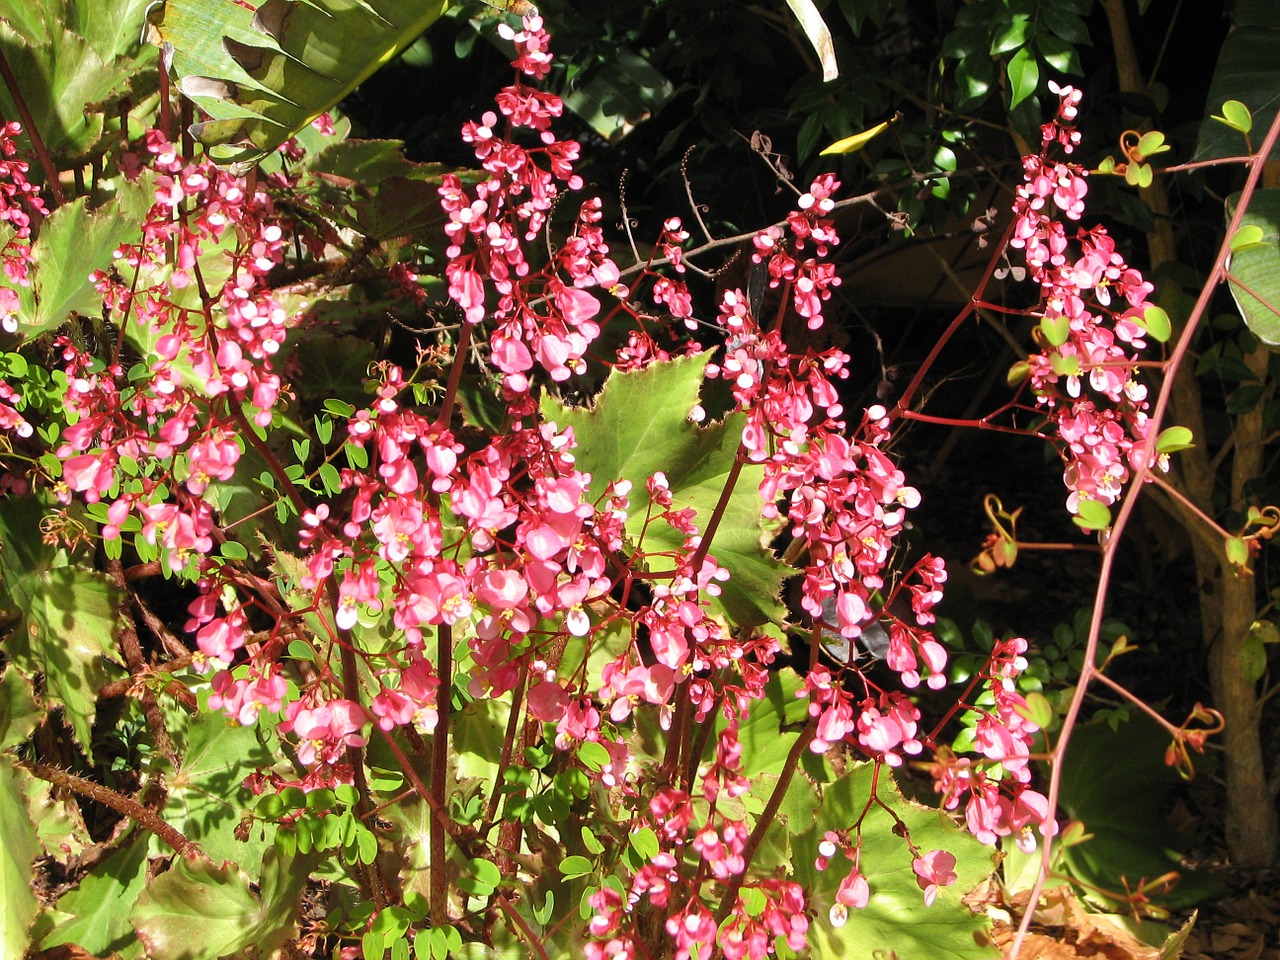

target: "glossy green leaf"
[794,762,998,959]
[0,497,125,754]
[990,18,1031,56]
[542,353,789,628]
[1,756,39,960]
[1006,46,1039,109]
[955,52,993,107]
[130,850,313,960]
[1035,34,1081,76]
[1225,189,1280,347]
[148,0,457,172]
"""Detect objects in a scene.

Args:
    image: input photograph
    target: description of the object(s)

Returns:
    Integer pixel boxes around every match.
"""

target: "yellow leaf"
[819,113,901,156]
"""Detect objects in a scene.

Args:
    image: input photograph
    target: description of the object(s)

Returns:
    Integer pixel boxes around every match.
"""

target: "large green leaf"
[162,703,278,865]
[1052,715,1220,911]
[147,0,459,172]
[16,195,140,338]
[1225,189,1280,348]
[541,353,789,628]
[295,139,459,244]
[1,755,39,960]
[0,498,125,754]
[130,851,313,960]
[793,762,998,960]
[0,667,41,751]
[39,838,150,957]
[1193,0,1280,163]
[0,4,154,163]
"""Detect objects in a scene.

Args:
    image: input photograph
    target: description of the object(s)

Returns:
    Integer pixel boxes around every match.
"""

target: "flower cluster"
[929,636,1057,853]
[0,12,1092,958]
[1012,82,1162,519]
[0,121,47,335]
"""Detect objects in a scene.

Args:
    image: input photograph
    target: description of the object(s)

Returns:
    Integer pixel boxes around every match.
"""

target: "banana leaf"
[145,0,529,173]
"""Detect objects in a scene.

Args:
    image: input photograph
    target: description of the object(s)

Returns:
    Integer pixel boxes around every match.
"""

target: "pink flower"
[912,849,958,906]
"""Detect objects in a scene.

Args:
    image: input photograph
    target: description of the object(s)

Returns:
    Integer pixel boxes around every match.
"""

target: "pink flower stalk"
[1012,84,1165,520]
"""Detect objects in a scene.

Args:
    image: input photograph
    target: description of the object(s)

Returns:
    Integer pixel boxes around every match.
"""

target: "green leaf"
[1040,5,1090,45]
[471,858,502,890]
[130,850,314,960]
[558,855,593,879]
[1040,314,1070,347]
[1155,425,1195,454]
[955,53,993,107]
[721,667,808,779]
[1018,691,1055,731]
[794,762,997,959]
[0,17,148,162]
[1052,716,1221,909]
[1006,47,1039,109]
[629,827,660,862]
[1035,34,1081,76]
[1231,223,1266,252]
[1138,305,1172,343]
[1251,618,1280,645]
[1,756,39,960]
[542,353,788,628]
[1135,130,1170,158]
[1225,189,1280,346]
[1226,535,1251,569]
[162,701,278,865]
[149,0,453,172]
[1194,20,1280,162]
[1240,632,1268,685]
[0,497,125,754]
[577,739,611,772]
[0,666,42,750]
[39,838,150,956]
[1073,498,1111,532]
[1213,99,1254,134]
[990,18,1031,56]
[19,196,139,337]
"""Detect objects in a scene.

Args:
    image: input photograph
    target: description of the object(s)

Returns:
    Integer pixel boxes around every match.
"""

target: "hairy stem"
[24,761,199,856]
